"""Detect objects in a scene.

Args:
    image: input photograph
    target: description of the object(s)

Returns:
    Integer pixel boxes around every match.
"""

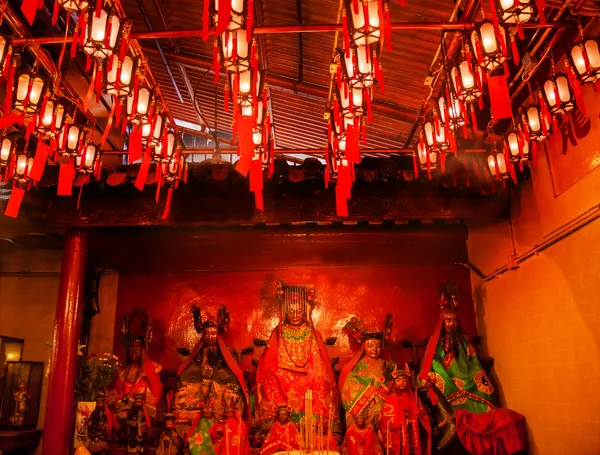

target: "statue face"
[224,406,234,419]
[355,413,366,429]
[364,339,382,359]
[443,313,458,333]
[202,326,218,345]
[129,345,142,363]
[286,304,304,326]
[204,406,214,419]
[394,376,409,392]
[276,408,289,424]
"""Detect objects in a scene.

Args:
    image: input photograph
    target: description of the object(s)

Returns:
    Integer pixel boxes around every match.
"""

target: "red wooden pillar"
[41,229,88,455]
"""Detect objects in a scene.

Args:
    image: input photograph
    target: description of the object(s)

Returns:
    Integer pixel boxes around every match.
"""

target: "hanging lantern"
[13,150,32,186]
[542,73,576,115]
[505,130,529,163]
[37,96,68,138]
[0,134,20,169]
[142,112,166,147]
[211,0,248,31]
[161,150,182,185]
[335,80,365,121]
[0,36,11,76]
[495,0,535,25]
[57,0,88,14]
[58,123,84,157]
[522,103,551,141]
[423,117,450,151]
[487,151,509,179]
[12,71,46,115]
[126,84,154,125]
[152,128,178,164]
[104,53,138,97]
[344,0,383,47]
[231,67,263,116]
[76,142,100,174]
[219,28,251,73]
[568,35,600,85]
[436,92,465,131]
[471,20,507,72]
[338,47,376,89]
[416,140,438,171]
[451,53,483,103]
[83,2,121,60]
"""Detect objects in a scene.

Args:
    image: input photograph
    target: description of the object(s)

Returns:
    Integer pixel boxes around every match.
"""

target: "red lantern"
[344,0,384,47]
[57,0,88,14]
[505,130,529,163]
[568,35,600,85]
[152,129,178,164]
[416,139,438,171]
[82,1,121,60]
[0,36,12,77]
[76,141,100,174]
[104,53,138,97]
[436,92,465,131]
[0,133,20,170]
[58,123,84,157]
[219,28,251,73]
[494,0,535,25]
[487,151,509,179]
[471,20,507,72]
[126,84,154,125]
[338,46,376,90]
[522,102,551,141]
[13,149,33,187]
[37,96,68,138]
[142,112,166,147]
[12,70,46,116]
[451,52,483,104]
[542,73,576,115]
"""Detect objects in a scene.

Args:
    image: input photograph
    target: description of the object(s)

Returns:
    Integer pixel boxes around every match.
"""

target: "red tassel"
[95,62,103,103]
[536,0,546,25]
[202,0,209,41]
[510,35,520,66]
[231,30,237,62]
[488,0,508,58]
[78,12,87,47]
[3,63,16,115]
[95,0,102,18]
[399,0,405,5]
[440,150,446,173]
[83,62,97,112]
[134,148,151,190]
[342,11,350,58]
[413,153,419,179]
[566,61,585,114]
[4,185,26,218]
[100,101,116,146]
[161,187,173,220]
[532,141,539,168]
[366,89,372,123]
[224,84,229,112]
[51,0,59,25]
[104,16,112,50]
[71,26,79,58]
[384,3,392,51]
[119,29,128,64]
[246,0,254,43]
[352,0,359,14]
[363,2,370,35]
[21,0,38,26]
[361,120,367,146]
[213,39,220,84]
[29,142,49,182]
[216,0,231,35]
[470,105,478,132]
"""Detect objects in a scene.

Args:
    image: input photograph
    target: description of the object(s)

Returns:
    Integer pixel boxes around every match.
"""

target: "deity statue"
[339,328,395,430]
[126,392,151,454]
[256,281,340,441]
[110,308,163,441]
[419,285,496,413]
[343,411,384,455]
[8,380,28,426]
[380,367,430,455]
[156,413,183,455]
[209,400,250,455]
[86,393,111,454]
[418,284,528,454]
[187,398,218,455]
[259,406,300,455]
[174,305,248,437]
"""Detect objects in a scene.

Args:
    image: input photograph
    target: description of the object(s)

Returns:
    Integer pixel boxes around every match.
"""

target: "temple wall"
[467,106,600,454]
[113,264,477,380]
[0,247,119,454]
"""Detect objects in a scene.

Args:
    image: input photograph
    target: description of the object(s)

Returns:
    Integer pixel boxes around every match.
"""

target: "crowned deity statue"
[418,284,528,455]
[339,326,396,430]
[255,281,340,441]
[174,305,248,438]
[419,285,496,413]
[380,367,430,455]
[109,309,163,442]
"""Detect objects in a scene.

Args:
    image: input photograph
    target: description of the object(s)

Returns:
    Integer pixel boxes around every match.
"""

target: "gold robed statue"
[256,281,341,444]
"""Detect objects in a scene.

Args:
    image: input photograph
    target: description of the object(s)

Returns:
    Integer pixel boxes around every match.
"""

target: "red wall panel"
[113,265,475,377]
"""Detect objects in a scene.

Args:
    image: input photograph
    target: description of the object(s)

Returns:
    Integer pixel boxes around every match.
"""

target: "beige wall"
[467,141,600,454]
[0,246,118,454]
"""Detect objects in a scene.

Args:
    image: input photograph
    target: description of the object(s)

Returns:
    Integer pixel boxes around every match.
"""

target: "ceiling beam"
[143,48,419,124]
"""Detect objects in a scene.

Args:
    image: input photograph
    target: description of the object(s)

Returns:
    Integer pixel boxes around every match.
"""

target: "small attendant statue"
[127,392,151,454]
[86,393,111,454]
[343,411,383,455]
[9,380,28,426]
[187,399,218,455]
[259,405,300,455]
[156,413,183,455]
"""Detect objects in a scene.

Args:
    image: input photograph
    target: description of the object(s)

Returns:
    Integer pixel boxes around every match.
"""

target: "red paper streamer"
[58,161,75,196]
[21,0,38,26]
[487,75,513,120]
[135,149,151,191]
[161,187,173,220]
[129,127,143,163]
[29,142,49,182]
[202,0,209,40]
[5,185,26,218]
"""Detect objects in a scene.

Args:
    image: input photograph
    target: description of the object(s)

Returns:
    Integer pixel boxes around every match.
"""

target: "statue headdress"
[276,280,316,324]
[192,305,231,333]
[121,308,154,349]
[359,314,392,346]
[438,282,459,315]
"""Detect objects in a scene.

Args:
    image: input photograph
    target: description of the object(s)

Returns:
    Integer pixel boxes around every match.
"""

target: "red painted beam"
[41,230,88,455]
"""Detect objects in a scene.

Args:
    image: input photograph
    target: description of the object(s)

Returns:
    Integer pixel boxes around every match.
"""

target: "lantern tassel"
[342,11,350,58]
[488,0,508,57]
[95,0,102,18]
[83,61,97,112]
[213,39,220,84]
[224,84,229,112]
[565,60,585,114]
[413,152,419,179]
[202,0,209,40]
[78,12,87,47]
[3,62,15,115]
[510,35,520,66]
[247,0,254,43]
[384,3,392,51]
[51,0,58,25]
[366,89,372,123]
[104,16,113,50]
[161,187,173,220]
[535,0,546,25]
[134,148,151,191]
[440,150,446,174]
[95,62,103,103]
[100,100,116,146]
[532,140,539,168]
[216,0,231,36]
